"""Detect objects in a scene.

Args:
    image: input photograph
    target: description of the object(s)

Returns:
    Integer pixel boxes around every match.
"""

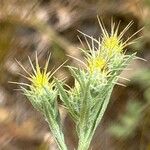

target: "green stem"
[77,86,114,150]
[77,138,90,150]
[42,101,68,150]
[46,115,68,150]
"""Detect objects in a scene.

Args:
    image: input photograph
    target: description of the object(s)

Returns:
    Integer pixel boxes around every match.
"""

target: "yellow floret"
[28,54,51,93]
[88,57,106,73]
[31,70,50,90]
[102,36,123,54]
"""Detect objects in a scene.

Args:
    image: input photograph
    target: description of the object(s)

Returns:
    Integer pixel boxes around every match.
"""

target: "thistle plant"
[11,54,68,150]
[56,18,141,150]
[12,18,141,150]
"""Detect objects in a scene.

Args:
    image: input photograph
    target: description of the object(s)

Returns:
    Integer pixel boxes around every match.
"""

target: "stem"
[77,86,114,150]
[47,115,68,150]
[43,101,68,150]
[77,137,91,150]
[77,129,91,150]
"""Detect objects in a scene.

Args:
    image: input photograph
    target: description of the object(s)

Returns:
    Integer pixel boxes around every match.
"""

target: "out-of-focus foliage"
[109,68,150,139]
[106,1,150,149]
[132,69,150,98]
[109,100,142,138]
[108,69,150,150]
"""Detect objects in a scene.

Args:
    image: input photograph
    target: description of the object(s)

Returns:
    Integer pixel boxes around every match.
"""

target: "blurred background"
[0,0,150,150]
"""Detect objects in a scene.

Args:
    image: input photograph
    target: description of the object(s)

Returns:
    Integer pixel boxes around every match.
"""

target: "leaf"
[55,79,78,121]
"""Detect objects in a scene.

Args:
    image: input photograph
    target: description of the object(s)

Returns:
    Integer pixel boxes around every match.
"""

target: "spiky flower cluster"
[12,18,141,150]
[58,18,140,150]
[85,19,137,76]
[27,54,53,95]
[11,54,67,150]
[11,54,55,110]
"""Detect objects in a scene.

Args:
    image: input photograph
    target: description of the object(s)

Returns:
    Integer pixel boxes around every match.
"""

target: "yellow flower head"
[97,17,141,56]
[102,36,123,55]
[29,54,51,90]
[11,53,67,97]
[11,53,55,95]
[88,56,106,73]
